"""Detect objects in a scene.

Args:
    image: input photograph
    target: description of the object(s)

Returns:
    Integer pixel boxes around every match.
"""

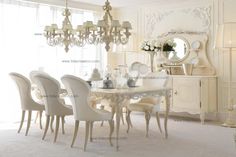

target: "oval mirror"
[162,37,189,63]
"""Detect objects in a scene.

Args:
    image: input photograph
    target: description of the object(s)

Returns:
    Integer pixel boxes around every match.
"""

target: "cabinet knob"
[174,90,177,95]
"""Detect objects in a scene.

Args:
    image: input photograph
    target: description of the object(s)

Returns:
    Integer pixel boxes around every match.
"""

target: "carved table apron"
[91,87,172,151]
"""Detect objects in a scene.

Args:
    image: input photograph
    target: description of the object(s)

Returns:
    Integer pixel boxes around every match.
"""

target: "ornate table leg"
[115,101,121,151]
[164,91,170,139]
[113,95,126,151]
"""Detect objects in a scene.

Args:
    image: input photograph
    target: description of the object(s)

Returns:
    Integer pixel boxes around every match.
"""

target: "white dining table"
[91,86,172,151]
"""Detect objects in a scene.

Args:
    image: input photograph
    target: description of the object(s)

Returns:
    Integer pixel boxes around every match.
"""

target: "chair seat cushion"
[127,103,154,112]
[139,97,160,105]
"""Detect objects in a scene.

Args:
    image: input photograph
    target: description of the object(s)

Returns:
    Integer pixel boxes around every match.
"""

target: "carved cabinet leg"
[200,112,205,124]
[164,92,170,139]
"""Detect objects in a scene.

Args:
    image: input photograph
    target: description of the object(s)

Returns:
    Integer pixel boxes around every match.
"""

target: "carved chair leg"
[25,110,32,136]
[42,115,50,140]
[90,121,94,142]
[145,111,151,137]
[100,105,105,127]
[129,114,133,128]
[121,110,125,125]
[156,112,162,133]
[71,121,79,148]
[111,106,115,119]
[100,121,104,127]
[124,106,130,126]
[34,111,39,123]
[61,116,65,134]
[50,115,54,133]
[84,121,90,151]
[108,120,114,146]
[53,116,60,143]
[39,111,43,130]
[126,110,131,133]
[18,110,25,133]
[126,107,133,128]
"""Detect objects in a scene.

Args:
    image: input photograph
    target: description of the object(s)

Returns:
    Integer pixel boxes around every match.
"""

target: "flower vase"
[149,52,155,72]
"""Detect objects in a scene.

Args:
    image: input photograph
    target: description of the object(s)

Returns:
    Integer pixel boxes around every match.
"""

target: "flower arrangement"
[140,40,161,72]
[141,40,162,52]
[140,39,177,72]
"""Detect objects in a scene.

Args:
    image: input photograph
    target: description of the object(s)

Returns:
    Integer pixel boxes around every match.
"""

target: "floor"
[0,114,235,157]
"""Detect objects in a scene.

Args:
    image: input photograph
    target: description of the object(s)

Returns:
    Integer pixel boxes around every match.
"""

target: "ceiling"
[72,0,188,8]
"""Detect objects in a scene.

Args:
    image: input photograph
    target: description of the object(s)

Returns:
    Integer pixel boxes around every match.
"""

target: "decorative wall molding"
[144,6,212,39]
[183,7,211,29]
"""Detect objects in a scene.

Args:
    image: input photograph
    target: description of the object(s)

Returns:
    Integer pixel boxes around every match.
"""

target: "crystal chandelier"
[44,0,132,52]
[44,0,85,52]
[84,0,132,51]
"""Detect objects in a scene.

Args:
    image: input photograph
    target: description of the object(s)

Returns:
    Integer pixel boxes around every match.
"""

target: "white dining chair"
[126,71,169,137]
[61,75,114,151]
[30,71,56,132]
[9,72,45,136]
[32,74,73,142]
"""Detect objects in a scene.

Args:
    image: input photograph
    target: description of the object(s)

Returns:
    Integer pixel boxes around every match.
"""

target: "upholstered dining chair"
[30,71,56,132]
[61,75,114,151]
[9,72,45,136]
[32,74,73,142]
[30,71,50,122]
[126,71,169,137]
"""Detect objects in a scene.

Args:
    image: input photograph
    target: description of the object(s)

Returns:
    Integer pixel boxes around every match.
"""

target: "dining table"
[91,86,172,151]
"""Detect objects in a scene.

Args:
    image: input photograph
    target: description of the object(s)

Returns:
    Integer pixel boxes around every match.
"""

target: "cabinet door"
[172,78,201,114]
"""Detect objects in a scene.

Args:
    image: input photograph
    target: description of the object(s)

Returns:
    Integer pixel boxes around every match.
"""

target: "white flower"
[141,42,146,49]
[150,46,154,51]
[144,45,149,50]
[141,39,162,52]
[154,41,161,47]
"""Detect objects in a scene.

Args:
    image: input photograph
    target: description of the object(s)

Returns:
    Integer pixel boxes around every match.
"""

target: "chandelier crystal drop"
[44,0,132,52]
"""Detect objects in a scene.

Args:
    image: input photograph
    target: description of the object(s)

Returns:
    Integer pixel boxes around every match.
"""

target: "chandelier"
[85,0,132,51]
[44,0,132,52]
[44,0,83,52]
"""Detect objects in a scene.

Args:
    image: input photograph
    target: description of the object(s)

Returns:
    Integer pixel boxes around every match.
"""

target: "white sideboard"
[165,75,217,123]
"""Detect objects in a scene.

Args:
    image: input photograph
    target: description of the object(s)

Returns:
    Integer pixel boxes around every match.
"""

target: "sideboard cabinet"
[166,75,217,123]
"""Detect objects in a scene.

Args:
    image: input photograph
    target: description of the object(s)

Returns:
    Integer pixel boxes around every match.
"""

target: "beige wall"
[110,0,236,121]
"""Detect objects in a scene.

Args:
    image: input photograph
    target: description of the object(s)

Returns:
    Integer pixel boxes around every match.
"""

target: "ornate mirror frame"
[162,36,190,64]
[158,31,215,75]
